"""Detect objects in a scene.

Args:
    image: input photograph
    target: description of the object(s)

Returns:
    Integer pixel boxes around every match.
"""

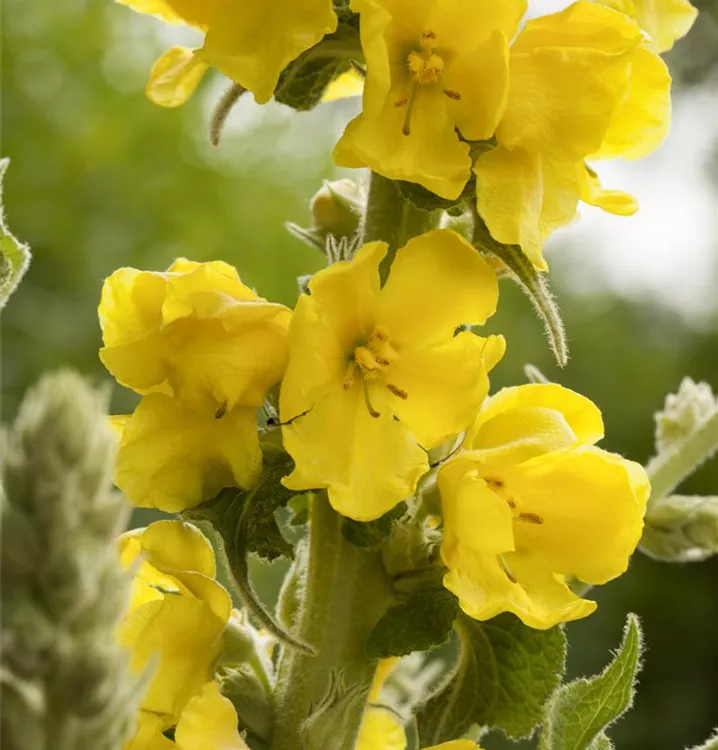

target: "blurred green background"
[3,0,717,747]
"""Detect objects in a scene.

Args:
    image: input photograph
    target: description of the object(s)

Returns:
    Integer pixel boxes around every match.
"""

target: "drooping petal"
[114,0,194,26]
[443,546,596,629]
[386,333,504,449]
[115,394,262,512]
[124,711,174,750]
[474,147,580,271]
[429,0,527,52]
[120,596,226,718]
[146,47,210,108]
[322,69,365,102]
[138,520,217,579]
[174,682,249,750]
[580,164,639,215]
[377,229,499,348]
[198,0,338,104]
[282,384,428,521]
[356,708,407,750]
[505,447,649,584]
[467,383,605,452]
[592,46,671,160]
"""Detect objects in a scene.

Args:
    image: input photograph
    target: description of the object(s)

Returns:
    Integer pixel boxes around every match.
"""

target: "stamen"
[394,95,410,108]
[363,381,381,419]
[443,89,461,100]
[518,512,544,525]
[386,383,408,400]
[374,355,392,367]
[215,402,227,419]
[498,555,517,584]
[485,477,504,489]
[402,85,418,136]
[343,362,357,390]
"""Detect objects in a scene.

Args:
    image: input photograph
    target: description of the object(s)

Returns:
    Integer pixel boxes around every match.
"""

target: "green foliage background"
[3,0,717,747]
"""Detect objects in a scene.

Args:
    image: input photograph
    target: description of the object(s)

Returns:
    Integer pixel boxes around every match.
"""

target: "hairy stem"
[270,494,392,750]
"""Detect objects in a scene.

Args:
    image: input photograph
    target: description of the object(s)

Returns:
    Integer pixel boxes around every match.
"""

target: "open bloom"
[438,384,650,629]
[126,682,248,750]
[334,0,527,199]
[119,521,233,724]
[99,259,290,510]
[474,1,672,270]
[280,229,504,522]
[116,0,337,105]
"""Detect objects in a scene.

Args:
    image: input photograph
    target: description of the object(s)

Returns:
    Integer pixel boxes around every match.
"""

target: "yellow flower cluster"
[100,231,648,630]
[119,520,253,749]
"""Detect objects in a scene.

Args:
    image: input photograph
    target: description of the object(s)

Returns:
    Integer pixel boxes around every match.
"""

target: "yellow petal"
[120,596,226,718]
[467,383,605,452]
[439,457,515,556]
[114,0,191,26]
[322,69,365,102]
[593,46,671,160]
[115,394,262,512]
[441,30,510,142]
[377,229,499,348]
[146,47,210,108]
[368,658,400,702]
[175,682,248,750]
[123,711,174,750]
[139,520,217,579]
[356,708,407,750]
[334,97,472,201]
[426,743,486,750]
[580,164,639,215]
[428,0,527,51]
[444,546,596,629]
[386,333,504,449]
[505,446,649,584]
[474,147,581,271]
[197,0,338,104]
[282,384,428,522]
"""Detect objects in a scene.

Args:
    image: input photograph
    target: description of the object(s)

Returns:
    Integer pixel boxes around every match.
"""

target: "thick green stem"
[270,494,392,750]
[362,172,440,282]
[647,410,718,511]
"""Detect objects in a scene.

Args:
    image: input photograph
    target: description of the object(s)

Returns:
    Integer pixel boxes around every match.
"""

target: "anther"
[443,89,461,100]
[518,512,544,525]
[343,362,357,390]
[215,402,227,419]
[386,383,408,400]
[363,381,381,419]
[395,95,409,108]
[485,477,504,489]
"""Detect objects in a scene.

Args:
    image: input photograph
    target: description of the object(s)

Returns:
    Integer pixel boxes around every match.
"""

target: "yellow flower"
[99,259,290,511]
[126,682,248,750]
[116,0,337,105]
[474,1,671,270]
[596,0,698,52]
[334,0,527,200]
[357,707,480,750]
[280,229,504,522]
[438,384,650,629]
[118,521,232,722]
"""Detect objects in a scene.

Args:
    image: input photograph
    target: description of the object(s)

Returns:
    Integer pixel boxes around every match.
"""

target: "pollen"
[352,325,398,379]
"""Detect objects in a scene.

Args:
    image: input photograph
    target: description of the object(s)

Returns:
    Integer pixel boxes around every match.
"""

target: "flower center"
[396,31,461,136]
[343,325,408,418]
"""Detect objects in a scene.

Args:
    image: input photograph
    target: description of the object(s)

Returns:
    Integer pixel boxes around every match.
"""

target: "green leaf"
[396,177,476,213]
[541,614,644,750]
[589,732,614,750]
[367,589,458,659]
[417,613,566,744]
[0,158,31,309]
[472,211,568,367]
[342,502,407,548]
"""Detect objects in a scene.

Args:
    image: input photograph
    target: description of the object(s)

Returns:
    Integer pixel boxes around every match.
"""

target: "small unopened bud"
[641,494,718,562]
[655,378,717,454]
[310,178,363,239]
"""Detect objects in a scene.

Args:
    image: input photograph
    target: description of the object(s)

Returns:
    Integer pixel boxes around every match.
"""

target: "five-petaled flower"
[280,229,504,522]
[334,0,528,200]
[438,383,650,629]
[474,0,675,270]
[115,0,337,106]
[99,259,290,512]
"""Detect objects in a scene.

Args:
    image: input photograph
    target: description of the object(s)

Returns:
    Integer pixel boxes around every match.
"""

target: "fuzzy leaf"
[417,613,566,744]
[397,177,476,213]
[367,589,458,658]
[541,614,643,750]
[0,158,31,309]
[275,55,351,111]
[342,502,407,548]
[589,733,614,750]
[687,729,718,750]
[473,212,568,367]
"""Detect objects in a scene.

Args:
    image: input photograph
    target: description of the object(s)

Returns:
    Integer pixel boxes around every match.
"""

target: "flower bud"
[310,178,363,239]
